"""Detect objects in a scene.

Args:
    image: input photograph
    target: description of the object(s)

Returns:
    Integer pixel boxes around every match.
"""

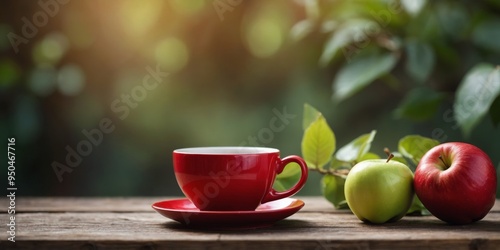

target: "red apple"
[414,142,497,224]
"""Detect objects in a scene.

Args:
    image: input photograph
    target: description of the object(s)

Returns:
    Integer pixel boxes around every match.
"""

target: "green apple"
[344,157,414,224]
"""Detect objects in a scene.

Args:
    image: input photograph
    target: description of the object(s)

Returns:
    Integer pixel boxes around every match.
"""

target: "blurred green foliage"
[0,0,499,197]
[293,0,500,133]
[287,0,500,197]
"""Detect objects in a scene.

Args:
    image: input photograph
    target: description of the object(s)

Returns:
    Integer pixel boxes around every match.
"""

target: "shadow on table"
[363,217,500,233]
[162,219,314,233]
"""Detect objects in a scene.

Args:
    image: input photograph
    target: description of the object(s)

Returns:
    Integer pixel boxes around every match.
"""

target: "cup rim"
[173,146,279,155]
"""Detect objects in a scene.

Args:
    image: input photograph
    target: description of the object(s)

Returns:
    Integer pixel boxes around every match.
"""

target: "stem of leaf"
[310,167,348,177]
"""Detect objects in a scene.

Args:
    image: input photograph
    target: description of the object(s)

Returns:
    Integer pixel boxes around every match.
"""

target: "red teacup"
[173,147,308,211]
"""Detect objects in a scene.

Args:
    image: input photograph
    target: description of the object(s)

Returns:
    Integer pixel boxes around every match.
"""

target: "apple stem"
[384,147,391,157]
[438,155,449,168]
[386,153,394,163]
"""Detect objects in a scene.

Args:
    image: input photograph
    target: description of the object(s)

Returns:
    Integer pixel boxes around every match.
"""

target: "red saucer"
[152,198,304,229]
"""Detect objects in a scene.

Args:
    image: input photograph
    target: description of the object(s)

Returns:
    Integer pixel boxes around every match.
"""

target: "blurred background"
[1,0,499,197]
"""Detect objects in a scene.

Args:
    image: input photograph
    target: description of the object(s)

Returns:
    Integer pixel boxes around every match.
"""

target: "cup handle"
[261,155,308,203]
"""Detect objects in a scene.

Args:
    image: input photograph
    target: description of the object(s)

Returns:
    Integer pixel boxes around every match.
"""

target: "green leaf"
[407,195,430,216]
[301,115,336,169]
[394,87,445,121]
[303,103,321,130]
[272,180,287,192]
[319,19,380,67]
[406,7,441,41]
[358,152,380,161]
[276,162,301,179]
[290,19,316,42]
[274,166,301,192]
[472,18,500,53]
[390,152,410,167]
[398,135,439,165]
[401,0,427,16]
[332,52,397,103]
[329,157,352,170]
[335,130,376,162]
[436,3,469,39]
[322,174,349,209]
[454,64,500,136]
[405,40,435,84]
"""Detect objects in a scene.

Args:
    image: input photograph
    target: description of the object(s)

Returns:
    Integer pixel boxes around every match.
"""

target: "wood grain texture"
[6,197,499,213]
[0,197,499,249]
[2,197,334,213]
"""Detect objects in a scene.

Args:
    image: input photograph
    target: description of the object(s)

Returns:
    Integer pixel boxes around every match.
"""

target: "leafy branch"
[276,103,439,214]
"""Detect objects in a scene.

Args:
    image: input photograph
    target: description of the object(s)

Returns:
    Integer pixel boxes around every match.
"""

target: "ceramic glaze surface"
[173,147,308,211]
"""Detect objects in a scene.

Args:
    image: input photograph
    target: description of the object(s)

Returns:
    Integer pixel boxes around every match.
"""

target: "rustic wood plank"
[1,208,498,249]
[14,210,498,241]
[3,197,159,212]
[2,197,498,213]
[1,198,499,249]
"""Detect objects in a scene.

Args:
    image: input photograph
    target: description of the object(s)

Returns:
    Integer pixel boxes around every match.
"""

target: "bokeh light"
[245,18,283,58]
[242,3,291,58]
[119,0,164,38]
[0,58,20,87]
[28,67,57,96]
[154,37,189,72]
[57,64,85,96]
[2,0,499,199]
[32,32,69,67]
[12,95,41,143]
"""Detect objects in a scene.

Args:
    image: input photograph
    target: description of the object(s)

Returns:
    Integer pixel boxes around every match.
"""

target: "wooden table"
[1,197,499,249]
